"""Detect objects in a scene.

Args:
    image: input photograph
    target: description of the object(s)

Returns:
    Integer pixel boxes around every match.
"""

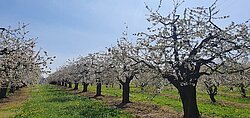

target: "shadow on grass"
[90,95,105,99]
[115,101,132,108]
[0,97,10,103]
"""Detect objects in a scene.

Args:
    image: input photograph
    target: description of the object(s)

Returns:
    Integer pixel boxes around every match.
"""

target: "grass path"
[16,85,131,118]
[2,84,249,118]
[1,85,132,118]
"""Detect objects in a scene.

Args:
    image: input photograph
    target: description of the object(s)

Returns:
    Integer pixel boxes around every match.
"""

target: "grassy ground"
[2,84,248,117]
[84,84,250,118]
[0,87,30,118]
[13,85,132,118]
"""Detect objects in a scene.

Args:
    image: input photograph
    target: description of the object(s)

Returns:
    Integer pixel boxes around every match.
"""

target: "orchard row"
[48,1,250,117]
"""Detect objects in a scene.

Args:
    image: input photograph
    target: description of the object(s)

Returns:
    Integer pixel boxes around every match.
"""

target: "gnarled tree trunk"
[68,82,72,88]
[205,83,217,103]
[179,85,200,118]
[73,83,79,90]
[119,84,122,89]
[82,82,89,92]
[0,88,8,98]
[9,84,15,93]
[239,83,246,98]
[0,84,8,98]
[166,75,200,118]
[64,82,67,87]
[120,76,133,104]
[209,94,216,103]
[122,81,130,104]
[96,80,102,96]
[16,86,20,91]
[57,81,61,85]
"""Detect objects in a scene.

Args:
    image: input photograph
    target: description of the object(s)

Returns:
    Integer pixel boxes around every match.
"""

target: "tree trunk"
[68,82,72,88]
[61,81,64,86]
[119,84,122,89]
[0,87,8,98]
[64,82,67,87]
[16,86,20,91]
[82,82,89,92]
[209,94,216,103]
[207,84,217,103]
[73,83,79,90]
[122,81,130,104]
[9,84,15,93]
[96,82,102,96]
[240,84,246,98]
[140,87,144,92]
[178,85,200,118]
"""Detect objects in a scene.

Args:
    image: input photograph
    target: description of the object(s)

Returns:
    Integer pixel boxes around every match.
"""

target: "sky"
[0,0,249,73]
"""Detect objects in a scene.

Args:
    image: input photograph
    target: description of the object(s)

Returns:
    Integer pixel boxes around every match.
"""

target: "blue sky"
[0,0,249,73]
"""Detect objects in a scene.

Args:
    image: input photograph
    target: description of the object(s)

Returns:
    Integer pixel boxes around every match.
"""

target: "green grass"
[85,84,250,118]
[0,87,29,118]
[14,85,132,118]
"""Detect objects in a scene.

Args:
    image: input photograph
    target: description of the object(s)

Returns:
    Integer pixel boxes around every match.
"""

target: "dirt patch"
[63,87,181,118]
[0,87,30,117]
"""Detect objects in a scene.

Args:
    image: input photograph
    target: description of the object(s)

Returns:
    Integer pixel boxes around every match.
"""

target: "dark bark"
[121,76,133,104]
[82,82,89,92]
[57,81,61,85]
[164,73,200,118]
[73,83,79,90]
[61,81,64,86]
[230,87,233,91]
[49,81,58,85]
[122,81,130,104]
[205,83,217,103]
[9,84,15,93]
[119,84,122,89]
[209,94,216,103]
[0,86,8,98]
[96,81,102,96]
[68,82,72,88]
[239,83,246,98]
[64,82,67,87]
[16,86,20,91]
[178,85,200,118]
[140,87,144,92]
